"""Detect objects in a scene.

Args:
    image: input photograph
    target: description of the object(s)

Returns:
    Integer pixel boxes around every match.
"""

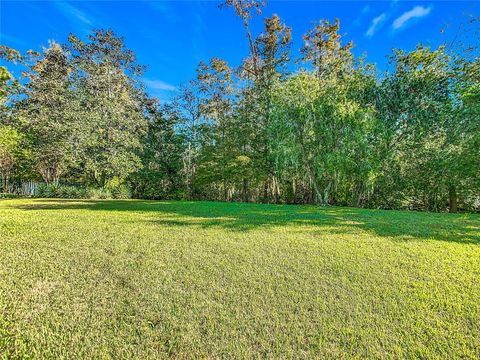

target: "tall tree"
[301,19,354,79]
[0,125,29,192]
[21,41,77,183]
[253,14,292,202]
[0,45,22,107]
[175,82,204,198]
[270,68,377,205]
[221,0,265,75]
[133,103,185,199]
[373,45,480,212]
[68,29,148,186]
[195,57,234,200]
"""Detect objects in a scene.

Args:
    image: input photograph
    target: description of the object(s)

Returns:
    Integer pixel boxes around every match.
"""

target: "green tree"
[175,82,204,198]
[21,41,77,184]
[0,45,22,105]
[371,43,480,212]
[270,70,376,205]
[132,103,185,199]
[300,18,354,78]
[0,125,29,192]
[68,29,148,186]
[195,57,234,200]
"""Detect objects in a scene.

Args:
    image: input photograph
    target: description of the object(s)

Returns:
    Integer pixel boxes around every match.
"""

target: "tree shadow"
[9,199,480,245]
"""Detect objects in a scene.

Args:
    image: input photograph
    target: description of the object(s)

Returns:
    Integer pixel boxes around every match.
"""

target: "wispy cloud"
[354,5,371,26]
[54,1,94,27]
[392,5,433,31]
[366,13,387,37]
[148,1,180,23]
[0,33,27,46]
[144,79,178,92]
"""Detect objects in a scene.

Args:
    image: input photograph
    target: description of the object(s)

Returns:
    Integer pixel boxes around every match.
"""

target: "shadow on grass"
[9,199,480,244]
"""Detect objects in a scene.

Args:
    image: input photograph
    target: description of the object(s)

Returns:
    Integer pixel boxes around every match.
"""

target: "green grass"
[1,199,479,358]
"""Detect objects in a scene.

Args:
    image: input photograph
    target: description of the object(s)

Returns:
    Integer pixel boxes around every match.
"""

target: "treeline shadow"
[10,199,480,245]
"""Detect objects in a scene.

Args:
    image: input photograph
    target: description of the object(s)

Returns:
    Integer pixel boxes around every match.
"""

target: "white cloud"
[148,1,180,23]
[0,33,26,46]
[54,2,94,27]
[392,5,432,31]
[144,79,177,92]
[366,13,387,37]
[354,5,371,26]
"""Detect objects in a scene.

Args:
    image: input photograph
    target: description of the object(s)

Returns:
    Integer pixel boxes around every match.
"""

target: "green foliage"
[34,183,122,199]
[0,16,478,212]
[111,185,131,199]
[85,187,112,200]
[11,31,147,187]
[0,125,31,192]
[371,45,480,211]
[105,179,131,199]
[131,104,184,200]
[67,30,147,186]
[0,45,22,106]
[19,42,77,184]
[35,183,82,198]
[269,70,378,205]
[0,192,23,199]
[35,183,58,198]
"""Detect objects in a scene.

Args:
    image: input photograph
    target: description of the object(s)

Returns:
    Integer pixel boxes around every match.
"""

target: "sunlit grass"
[1,199,479,358]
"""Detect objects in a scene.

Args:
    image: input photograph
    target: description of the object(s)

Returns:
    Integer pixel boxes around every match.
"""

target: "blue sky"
[1,1,477,101]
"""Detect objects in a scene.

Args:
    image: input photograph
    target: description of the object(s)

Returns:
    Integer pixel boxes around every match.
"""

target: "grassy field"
[0,199,479,358]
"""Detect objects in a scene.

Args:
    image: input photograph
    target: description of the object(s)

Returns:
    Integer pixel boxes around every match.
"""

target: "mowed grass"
[0,199,479,359]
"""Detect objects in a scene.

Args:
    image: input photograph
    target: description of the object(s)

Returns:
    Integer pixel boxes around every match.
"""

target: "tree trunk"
[242,177,248,202]
[353,181,363,208]
[449,186,458,213]
[243,18,258,74]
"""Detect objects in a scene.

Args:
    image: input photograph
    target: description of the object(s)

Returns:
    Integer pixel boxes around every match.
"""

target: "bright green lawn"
[1,199,479,358]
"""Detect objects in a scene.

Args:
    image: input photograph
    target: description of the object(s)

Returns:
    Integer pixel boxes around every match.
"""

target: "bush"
[35,183,60,198]
[86,187,112,200]
[105,178,131,199]
[57,185,86,199]
[0,193,23,199]
[35,184,92,199]
[32,183,131,200]
[111,185,131,199]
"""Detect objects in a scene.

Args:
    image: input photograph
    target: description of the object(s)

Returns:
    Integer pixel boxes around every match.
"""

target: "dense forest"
[0,1,479,212]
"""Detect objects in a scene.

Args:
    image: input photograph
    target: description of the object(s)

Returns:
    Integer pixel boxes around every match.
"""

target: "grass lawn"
[0,199,479,358]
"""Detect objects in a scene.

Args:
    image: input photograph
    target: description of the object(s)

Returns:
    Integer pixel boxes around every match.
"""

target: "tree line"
[1,1,479,211]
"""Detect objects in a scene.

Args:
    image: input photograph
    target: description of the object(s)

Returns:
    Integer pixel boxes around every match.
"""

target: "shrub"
[35,183,61,198]
[35,184,88,199]
[58,185,86,199]
[104,177,130,199]
[0,193,23,199]
[86,187,112,200]
[32,183,132,200]
[34,183,46,197]
[111,185,131,199]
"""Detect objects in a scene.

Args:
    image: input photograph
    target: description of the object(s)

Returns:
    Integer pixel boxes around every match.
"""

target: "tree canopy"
[1,4,478,212]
